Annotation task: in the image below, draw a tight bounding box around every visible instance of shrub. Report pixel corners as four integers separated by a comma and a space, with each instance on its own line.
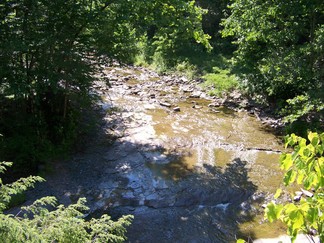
0, 162, 133, 242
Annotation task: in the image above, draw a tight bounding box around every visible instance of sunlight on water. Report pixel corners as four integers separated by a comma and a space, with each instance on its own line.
146, 98, 286, 239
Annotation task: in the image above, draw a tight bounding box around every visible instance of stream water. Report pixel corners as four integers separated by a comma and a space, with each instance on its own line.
98, 66, 286, 242
25, 65, 287, 242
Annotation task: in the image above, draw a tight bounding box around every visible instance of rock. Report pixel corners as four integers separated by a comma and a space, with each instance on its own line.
295, 191, 303, 196
208, 102, 221, 108
173, 107, 181, 112
229, 90, 242, 100
182, 87, 193, 93
144, 198, 172, 208
143, 151, 170, 164
261, 204, 268, 209
130, 89, 140, 95
192, 102, 202, 109
160, 102, 172, 108
179, 76, 188, 82
293, 195, 301, 202
152, 178, 169, 189
239, 99, 250, 108
209, 108, 220, 113
144, 104, 156, 110
189, 91, 201, 98
301, 188, 314, 197
192, 105, 202, 109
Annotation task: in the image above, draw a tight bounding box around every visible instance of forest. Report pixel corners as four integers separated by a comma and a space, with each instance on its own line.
0, 0, 323, 242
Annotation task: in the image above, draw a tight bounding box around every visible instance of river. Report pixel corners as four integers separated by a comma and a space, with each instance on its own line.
26, 65, 287, 242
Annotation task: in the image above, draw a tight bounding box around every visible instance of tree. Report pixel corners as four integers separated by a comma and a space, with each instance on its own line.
0, 161, 133, 242
221, 0, 324, 111
0, 0, 211, 174
265, 132, 324, 242
196, 0, 230, 38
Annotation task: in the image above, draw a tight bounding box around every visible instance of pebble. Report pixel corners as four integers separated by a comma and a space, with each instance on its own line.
160, 102, 172, 108
173, 107, 181, 112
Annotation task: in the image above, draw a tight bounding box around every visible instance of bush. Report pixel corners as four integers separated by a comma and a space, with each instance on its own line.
0, 162, 133, 242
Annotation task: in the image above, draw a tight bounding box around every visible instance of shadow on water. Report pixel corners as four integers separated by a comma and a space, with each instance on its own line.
20, 88, 280, 243
90, 102, 269, 242
105, 144, 260, 242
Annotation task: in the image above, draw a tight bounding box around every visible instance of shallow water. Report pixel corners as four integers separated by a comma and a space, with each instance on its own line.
144, 100, 285, 240
11, 66, 289, 243
101, 68, 288, 242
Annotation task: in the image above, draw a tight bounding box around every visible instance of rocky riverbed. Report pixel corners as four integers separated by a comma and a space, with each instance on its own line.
22, 64, 288, 242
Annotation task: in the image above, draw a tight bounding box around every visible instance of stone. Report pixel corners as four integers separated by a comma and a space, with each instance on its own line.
261, 204, 267, 209
143, 151, 170, 164
160, 102, 172, 108
189, 92, 201, 98
173, 107, 181, 112
208, 102, 221, 108
301, 188, 314, 197
152, 178, 169, 189
293, 195, 302, 202
295, 191, 303, 196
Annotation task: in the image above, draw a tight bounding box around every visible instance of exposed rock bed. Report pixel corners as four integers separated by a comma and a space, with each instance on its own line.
96, 64, 283, 130
21, 64, 285, 242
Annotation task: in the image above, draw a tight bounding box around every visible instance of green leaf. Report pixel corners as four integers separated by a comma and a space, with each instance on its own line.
302, 147, 311, 158
236, 239, 246, 243
265, 202, 283, 223
304, 172, 318, 189
306, 207, 318, 226
298, 138, 307, 148
280, 153, 293, 171
274, 188, 282, 199
296, 172, 305, 184
289, 209, 304, 232
308, 132, 319, 147
284, 169, 297, 186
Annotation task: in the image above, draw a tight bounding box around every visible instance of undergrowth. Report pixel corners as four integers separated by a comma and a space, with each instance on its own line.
134, 38, 239, 97
201, 67, 238, 97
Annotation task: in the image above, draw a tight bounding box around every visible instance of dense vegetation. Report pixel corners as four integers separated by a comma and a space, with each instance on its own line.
0, 162, 133, 242
0, 0, 210, 176
221, 0, 324, 126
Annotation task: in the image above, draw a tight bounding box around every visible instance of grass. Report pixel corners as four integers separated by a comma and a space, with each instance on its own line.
201, 67, 238, 97
133, 38, 239, 97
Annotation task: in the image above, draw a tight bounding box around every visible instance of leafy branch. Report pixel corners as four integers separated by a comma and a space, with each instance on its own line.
265, 132, 324, 242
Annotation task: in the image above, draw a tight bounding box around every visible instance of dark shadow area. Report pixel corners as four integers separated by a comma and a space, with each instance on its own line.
5, 75, 279, 243
100, 132, 261, 243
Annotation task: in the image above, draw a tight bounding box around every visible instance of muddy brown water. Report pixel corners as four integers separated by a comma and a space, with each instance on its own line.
22, 66, 288, 242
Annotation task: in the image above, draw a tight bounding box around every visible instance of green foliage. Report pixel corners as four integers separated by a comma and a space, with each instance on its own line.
0, 0, 211, 175
265, 132, 324, 242
132, 1, 212, 70
202, 67, 238, 96
0, 162, 133, 242
221, 0, 324, 113
195, 0, 231, 39
281, 95, 324, 124
175, 61, 198, 80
